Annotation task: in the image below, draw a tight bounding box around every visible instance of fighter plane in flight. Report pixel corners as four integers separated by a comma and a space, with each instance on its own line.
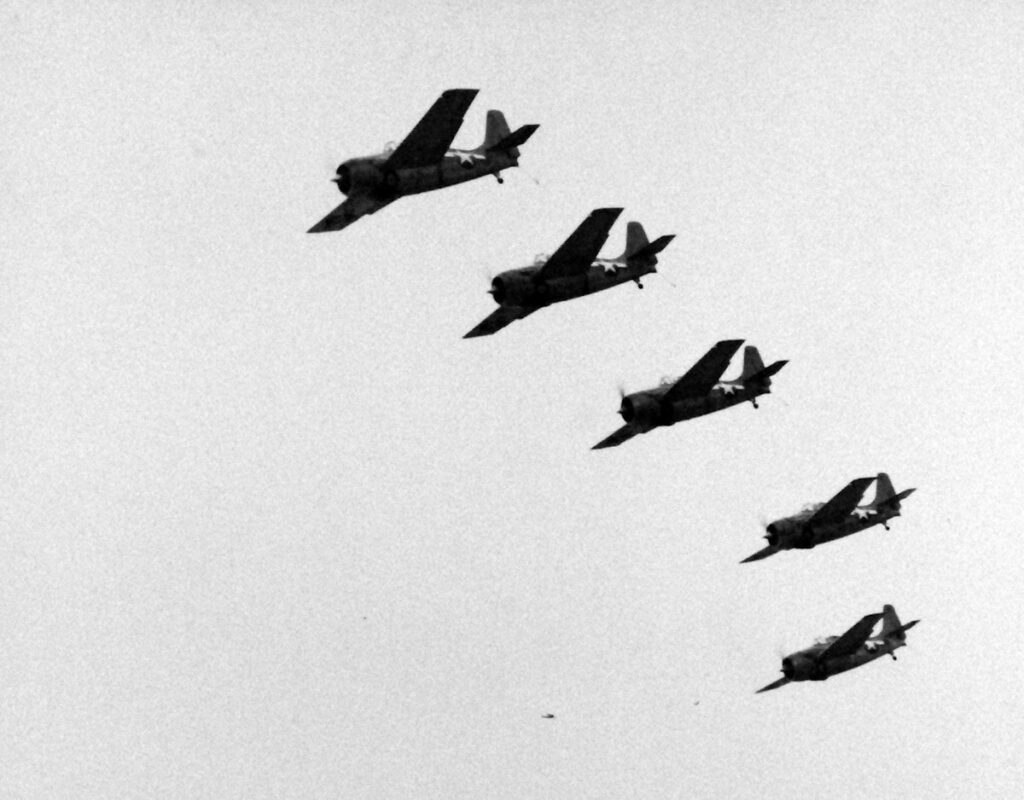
464, 208, 675, 338
309, 89, 538, 233
591, 339, 787, 450
741, 473, 916, 563
757, 604, 920, 693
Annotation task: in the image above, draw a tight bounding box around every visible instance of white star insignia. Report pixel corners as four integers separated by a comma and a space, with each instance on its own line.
448, 150, 484, 166
716, 383, 739, 395
852, 508, 876, 519
594, 260, 620, 274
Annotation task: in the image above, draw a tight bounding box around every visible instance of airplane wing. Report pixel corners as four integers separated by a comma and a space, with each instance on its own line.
807, 477, 876, 525
740, 544, 778, 564
384, 88, 479, 170
592, 424, 640, 450
756, 676, 791, 694
463, 306, 536, 338
533, 208, 623, 282
817, 613, 884, 662
308, 194, 392, 233
661, 340, 745, 403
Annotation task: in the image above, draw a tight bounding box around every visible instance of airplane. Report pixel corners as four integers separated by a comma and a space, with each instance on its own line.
309, 89, 538, 233
741, 473, 916, 563
592, 339, 787, 450
757, 604, 920, 693
463, 208, 675, 338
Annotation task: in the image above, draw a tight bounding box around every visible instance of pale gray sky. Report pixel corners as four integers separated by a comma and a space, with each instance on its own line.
2, 2, 1023, 797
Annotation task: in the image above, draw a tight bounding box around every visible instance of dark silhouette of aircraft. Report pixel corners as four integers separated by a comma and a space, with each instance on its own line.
309, 89, 538, 233
463, 208, 674, 338
757, 605, 920, 693
592, 339, 787, 450
741, 473, 916, 563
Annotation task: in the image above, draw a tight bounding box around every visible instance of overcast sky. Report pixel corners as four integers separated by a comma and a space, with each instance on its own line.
3, 2, 1024, 797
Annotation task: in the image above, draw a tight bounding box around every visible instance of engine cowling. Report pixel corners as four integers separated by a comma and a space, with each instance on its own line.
763, 519, 808, 549
336, 160, 388, 196
489, 272, 538, 307
619, 393, 664, 427
781, 654, 819, 680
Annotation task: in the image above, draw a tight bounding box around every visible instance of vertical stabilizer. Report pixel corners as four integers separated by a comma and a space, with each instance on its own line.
880, 605, 904, 640
616, 222, 650, 261
740, 346, 766, 380
480, 110, 515, 156
872, 473, 896, 506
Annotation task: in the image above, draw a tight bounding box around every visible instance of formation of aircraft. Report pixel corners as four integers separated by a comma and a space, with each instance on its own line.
463, 208, 675, 338
741, 473, 916, 564
592, 339, 787, 450
311, 89, 924, 696
309, 89, 538, 233
757, 605, 920, 693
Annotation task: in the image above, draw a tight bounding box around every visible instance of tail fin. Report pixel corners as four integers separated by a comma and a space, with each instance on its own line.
616, 222, 650, 260
880, 604, 919, 641
872, 473, 896, 505
480, 111, 538, 159
871, 473, 916, 511
481, 110, 512, 151
616, 223, 675, 266
740, 346, 765, 380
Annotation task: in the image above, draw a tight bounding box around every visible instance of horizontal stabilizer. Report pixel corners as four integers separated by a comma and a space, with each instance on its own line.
875, 487, 916, 510
746, 360, 788, 384
885, 619, 920, 639
488, 124, 539, 152
628, 234, 676, 263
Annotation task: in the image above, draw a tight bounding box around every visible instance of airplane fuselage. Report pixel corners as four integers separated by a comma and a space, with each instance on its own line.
337, 150, 518, 200
782, 635, 908, 682
490, 259, 656, 309
619, 380, 772, 433
766, 505, 902, 551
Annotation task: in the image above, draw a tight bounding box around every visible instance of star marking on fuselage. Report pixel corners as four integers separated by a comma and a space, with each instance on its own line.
447, 150, 485, 166
852, 508, 876, 520
593, 259, 621, 274
715, 382, 740, 395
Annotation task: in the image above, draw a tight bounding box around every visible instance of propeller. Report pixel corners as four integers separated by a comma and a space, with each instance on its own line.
321, 150, 341, 180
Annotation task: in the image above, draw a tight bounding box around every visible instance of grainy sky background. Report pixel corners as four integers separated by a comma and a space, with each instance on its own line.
3, 1, 1023, 797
